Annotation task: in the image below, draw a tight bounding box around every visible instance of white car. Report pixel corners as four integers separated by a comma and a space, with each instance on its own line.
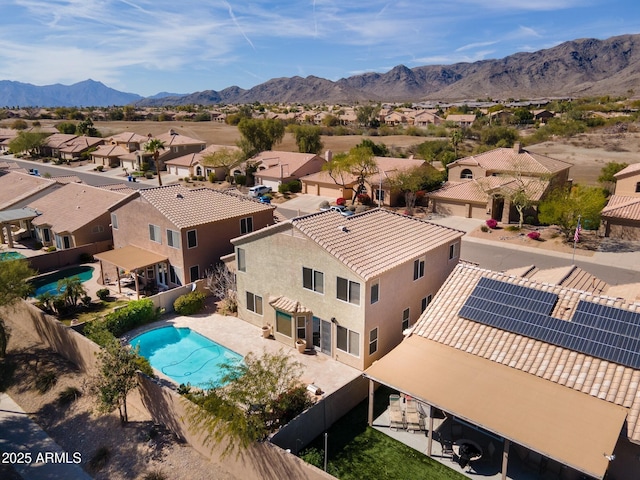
248, 185, 272, 197
326, 205, 354, 216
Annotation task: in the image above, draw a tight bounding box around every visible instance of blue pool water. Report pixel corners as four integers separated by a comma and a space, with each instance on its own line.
130, 326, 243, 388
30, 265, 94, 297
0, 251, 26, 261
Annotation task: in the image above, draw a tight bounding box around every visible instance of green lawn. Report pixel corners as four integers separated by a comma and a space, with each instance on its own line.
59, 299, 130, 326
299, 386, 467, 480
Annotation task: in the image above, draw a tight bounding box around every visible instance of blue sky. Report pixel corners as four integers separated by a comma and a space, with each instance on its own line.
2, 0, 639, 97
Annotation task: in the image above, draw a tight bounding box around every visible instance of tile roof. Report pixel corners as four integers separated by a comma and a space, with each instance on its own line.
427, 177, 548, 203
165, 144, 241, 167
153, 130, 205, 147
449, 146, 572, 176
286, 209, 464, 280
614, 163, 640, 178
252, 152, 324, 179
49, 175, 83, 184
268, 296, 312, 314
91, 144, 130, 158
135, 185, 274, 229
0, 171, 60, 210
28, 182, 130, 233
107, 132, 148, 144
299, 156, 426, 185
602, 195, 640, 221
411, 262, 640, 443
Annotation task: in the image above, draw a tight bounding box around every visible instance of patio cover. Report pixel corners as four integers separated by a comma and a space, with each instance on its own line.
0, 207, 38, 223
94, 245, 167, 271
364, 335, 627, 479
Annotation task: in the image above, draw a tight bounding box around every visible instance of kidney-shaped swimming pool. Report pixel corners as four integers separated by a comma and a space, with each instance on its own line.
130, 326, 243, 388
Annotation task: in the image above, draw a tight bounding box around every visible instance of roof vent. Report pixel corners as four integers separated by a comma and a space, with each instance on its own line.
176, 193, 183, 199
338, 226, 348, 233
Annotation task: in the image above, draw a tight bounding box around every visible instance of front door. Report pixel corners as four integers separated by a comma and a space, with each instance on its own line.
312, 316, 332, 355
157, 263, 168, 287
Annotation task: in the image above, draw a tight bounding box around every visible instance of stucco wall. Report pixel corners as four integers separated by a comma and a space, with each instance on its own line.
614, 175, 640, 197
27, 240, 112, 273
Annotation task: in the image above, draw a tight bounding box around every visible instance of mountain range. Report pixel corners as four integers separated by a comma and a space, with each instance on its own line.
2, 33, 640, 108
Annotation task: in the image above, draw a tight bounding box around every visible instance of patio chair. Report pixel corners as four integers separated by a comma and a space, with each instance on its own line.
405, 398, 424, 433
388, 394, 405, 431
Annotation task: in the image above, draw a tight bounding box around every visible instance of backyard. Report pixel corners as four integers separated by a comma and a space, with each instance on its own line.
300, 386, 467, 480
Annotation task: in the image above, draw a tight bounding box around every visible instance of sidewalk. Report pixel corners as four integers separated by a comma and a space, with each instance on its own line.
0, 393, 92, 480
70, 161, 182, 186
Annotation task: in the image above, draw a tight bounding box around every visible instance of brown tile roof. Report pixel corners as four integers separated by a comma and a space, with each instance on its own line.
450, 146, 572, 175
252, 152, 324, 179
107, 132, 148, 144
165, 144, 242, 167
427, 177, 548, 203
49, 175, 83, 184
288, 209, 464, 280
91, 144, 130, 158
43, 133, 78, 148
524, 265, 608, 295
153, 131, 206, 147
0, 171, 60, 210
614, 163, 640, 178
98, 184, 138, 194
602, 195, 640, 220
136, 184, 274, 229
268, 296, 312, 314
300, 156, 426, 185
28, 182, 130, 233
412, 262, 640, 443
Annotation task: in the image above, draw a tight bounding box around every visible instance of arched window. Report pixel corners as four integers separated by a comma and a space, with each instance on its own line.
461, 169, 473, 179
196, 166, 202, 176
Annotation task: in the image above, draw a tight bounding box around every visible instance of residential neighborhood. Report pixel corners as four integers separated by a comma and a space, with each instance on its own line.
1, 98, 640, 480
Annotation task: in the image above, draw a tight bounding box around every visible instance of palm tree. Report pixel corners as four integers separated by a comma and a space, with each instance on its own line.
144, 138, 166, 186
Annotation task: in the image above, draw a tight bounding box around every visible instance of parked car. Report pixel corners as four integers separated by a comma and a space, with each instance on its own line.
258, 195, 271, 204
248, 185, 272, 197
327, 205, 354, 216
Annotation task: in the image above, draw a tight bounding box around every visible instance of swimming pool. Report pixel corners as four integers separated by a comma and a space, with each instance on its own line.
0, 251, 26, 261
30, 265, 95, 297
130, 326, 243, 388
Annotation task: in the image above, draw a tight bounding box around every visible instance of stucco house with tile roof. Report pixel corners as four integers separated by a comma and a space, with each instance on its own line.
40, 133, 105, 161
102, 184, 275, 292
231, 209, 463, 370
118, 130, 206, 172
427, 143, 572, 222
26, 182, 130, 250
251, 151, 326, 191
364, 262, 640, 480
600, 163, 640, 240
164, 144, 243, 180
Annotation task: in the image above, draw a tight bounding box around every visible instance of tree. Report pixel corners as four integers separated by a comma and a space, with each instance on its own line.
356, 104, 381, 128
357, 139, 388, 157
450, 129, 463, 158
10, 119, 28, 130
538, 185, 607, 239
8, 131, 48, 156
479, 126, 519, 147
201, 148, 245, 181
237, 118, 285, 158
292, 125, 323, 154
93, 339, 142, 423
0, 259, 35, 358
76, 118, 99, 137
186, 350, 311, 457
598, 161, 628, 194
56, 122, 77, 134
56, 277, 87, 309
323, 145, 377, 202
205, 264, 237, 315
144, 138, 166, 186
387, 165, 444, 215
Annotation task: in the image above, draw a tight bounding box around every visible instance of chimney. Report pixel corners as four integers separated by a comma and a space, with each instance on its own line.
513, 142, 523, 153
325, 150, 333, 162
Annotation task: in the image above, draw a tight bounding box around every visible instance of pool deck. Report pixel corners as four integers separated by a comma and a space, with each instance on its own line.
125, 311, 363, 398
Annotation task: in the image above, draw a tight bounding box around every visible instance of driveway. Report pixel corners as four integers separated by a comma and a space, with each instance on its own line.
276, 194, 334, 218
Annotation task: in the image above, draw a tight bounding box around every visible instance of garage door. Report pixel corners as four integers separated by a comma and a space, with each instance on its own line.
318, 185, 342, 198
434, 200, 468, 217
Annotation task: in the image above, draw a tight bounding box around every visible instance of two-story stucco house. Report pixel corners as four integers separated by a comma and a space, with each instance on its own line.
601, 163, 640, 239
231, 209, 463, 370
100, 185, 275, 294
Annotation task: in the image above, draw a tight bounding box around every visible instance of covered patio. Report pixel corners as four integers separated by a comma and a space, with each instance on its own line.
94, 245, 168, 299
364, 337, 627, 480
0, 207, 38, 248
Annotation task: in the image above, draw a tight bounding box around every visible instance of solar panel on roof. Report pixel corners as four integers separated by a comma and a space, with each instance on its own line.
459, 278, 640, 369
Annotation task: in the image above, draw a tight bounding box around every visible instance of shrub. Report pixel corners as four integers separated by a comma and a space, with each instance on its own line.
270, 384, 313, 427
96, 165, 104, 172
78, 252, 94, 263
319, 200, 330, 210
197, 175, 205, 181
89, 299, 158, 338
357, 193, 372, 205
184, 177, 191, 182
58, 386, 81, 405
486, 218, 498, 229
234, 174, 246, 186
81, 295, 92, 307
35, 371, 57, 393
505, 225, 520, 232
525, 215, 536, 225
45, 246, 56, 252
480, 225, 489, 233
336, 197, 346, 206
34, 241, 43, 250
96, 288, 110, 301
142, 470, 168, 480
145, 172, 154, 179
209, 172, 216, 183
527, 231, 541, 240
173, 291, 207, 315
89, 446, 110, 472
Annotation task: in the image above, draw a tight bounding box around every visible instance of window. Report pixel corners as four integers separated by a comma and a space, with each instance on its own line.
246, 291, 263, 315
421, 294, 432, 313
240, 216, 254, 234
461, 168, 473, 179
111, 213, 118, 230
636, 182, 640, 193
91, 225, 104, 234
402, 308, 410, 331
337, 277, 360, 305
370, 280, 379, 304
169, 266, 182, 286
167, 229, 180, 248
187, 229, 197, 249
237, 247, 246, 272
449, 243, 458, 260
297, 316, 306, 339
375, 189, 385, 203
42, 228, 50, 243
369, 328, 378, 355
149, 224, 161, 243
303, 267, 324, 293
413, 258, 425, 280
276, 311, 292, 336
337, 326, 360, 356
189, 265, 199, 282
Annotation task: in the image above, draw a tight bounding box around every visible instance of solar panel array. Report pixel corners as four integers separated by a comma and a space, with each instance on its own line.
459, 277, 640, 369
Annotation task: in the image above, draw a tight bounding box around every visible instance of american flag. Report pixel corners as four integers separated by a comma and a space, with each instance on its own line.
574, 219, 582, 243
